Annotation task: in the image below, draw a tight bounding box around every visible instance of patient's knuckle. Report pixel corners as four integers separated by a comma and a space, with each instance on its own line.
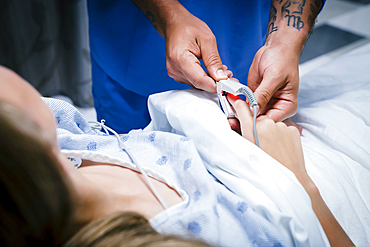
258, 118, 275, 131
264, 118, 275, 125
233, 99, 245, 108
287, 125, 299, 136
276, 122, 287, 129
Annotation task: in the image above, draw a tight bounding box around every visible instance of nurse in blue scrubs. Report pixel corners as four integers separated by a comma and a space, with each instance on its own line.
87, 0, 324, 133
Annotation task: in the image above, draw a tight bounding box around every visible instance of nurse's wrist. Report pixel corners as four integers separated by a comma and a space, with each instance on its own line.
265, 26, 307, 58
132, 0, 186, 37
161, 3, 195, 39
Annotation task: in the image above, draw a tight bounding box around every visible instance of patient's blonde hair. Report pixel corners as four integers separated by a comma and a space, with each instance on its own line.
65, 211, 211, 247
0, 102, 73, 246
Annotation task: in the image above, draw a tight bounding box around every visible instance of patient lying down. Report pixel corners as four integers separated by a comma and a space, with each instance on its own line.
0, 66, 353, 246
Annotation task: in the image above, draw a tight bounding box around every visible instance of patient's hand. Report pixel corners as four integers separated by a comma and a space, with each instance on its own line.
227, 94, 355, 247
227, 94, 307, 182
282, 119, 303, 136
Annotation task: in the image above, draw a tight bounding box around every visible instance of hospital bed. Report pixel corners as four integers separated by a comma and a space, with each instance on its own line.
145, 41, 370, 246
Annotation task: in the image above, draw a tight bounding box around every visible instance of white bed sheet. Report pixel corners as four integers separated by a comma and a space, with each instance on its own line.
292, 42, 370, 246
145, 42, 370, 246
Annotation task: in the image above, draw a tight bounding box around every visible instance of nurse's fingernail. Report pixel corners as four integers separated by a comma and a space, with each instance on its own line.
216, 69, 227, 79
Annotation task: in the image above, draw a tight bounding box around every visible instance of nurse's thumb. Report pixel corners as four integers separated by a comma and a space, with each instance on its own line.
253, 83, 275, 116
201, 43, 227, 82
209, 62, 227, 82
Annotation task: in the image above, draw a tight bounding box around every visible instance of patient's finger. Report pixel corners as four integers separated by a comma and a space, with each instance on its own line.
227, 94, 255, 143
228, 118, 241, 135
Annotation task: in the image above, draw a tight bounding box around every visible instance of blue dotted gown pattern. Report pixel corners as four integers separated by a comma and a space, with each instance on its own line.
43, 98, 289, 247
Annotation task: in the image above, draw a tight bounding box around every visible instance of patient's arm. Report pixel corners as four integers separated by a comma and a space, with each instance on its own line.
227, 94, 354, 247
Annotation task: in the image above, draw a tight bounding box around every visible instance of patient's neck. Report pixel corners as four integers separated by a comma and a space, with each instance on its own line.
66, 158, 183, 230
68, 167, 134, 228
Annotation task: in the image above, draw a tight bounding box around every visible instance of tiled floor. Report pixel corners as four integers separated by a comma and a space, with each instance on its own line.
300, 0, 370, 75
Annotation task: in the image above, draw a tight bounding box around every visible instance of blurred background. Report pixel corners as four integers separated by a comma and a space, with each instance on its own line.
0, 0, 92, 108
300, 0, 370, 75
0, 0, 369, 120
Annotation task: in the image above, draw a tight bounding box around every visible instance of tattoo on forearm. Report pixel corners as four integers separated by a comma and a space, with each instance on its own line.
269, 0, 321, 35
293, 0, 306, 14
267, 5, 278, 36
146, 11, 158, 31
282, 0, 305, 31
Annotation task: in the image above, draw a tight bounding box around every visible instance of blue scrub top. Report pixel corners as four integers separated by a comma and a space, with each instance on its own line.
87, 0, 324, 133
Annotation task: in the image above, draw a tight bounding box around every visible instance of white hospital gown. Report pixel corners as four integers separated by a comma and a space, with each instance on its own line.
44, 98, 289, 247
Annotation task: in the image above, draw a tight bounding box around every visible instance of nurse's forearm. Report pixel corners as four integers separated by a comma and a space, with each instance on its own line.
131, 0, 189, 38
265, 0, 323, 55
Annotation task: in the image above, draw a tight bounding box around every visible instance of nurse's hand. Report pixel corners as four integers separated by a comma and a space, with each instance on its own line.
247, 43, 299, 122
132, 0, 228, 93
246, 0, 322, 122
164, 7, 228, 92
